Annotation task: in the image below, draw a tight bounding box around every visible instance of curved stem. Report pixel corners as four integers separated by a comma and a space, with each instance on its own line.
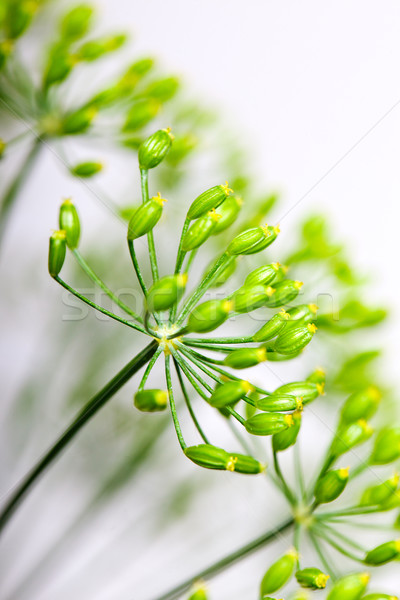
273, 449, 297, 506
138, 345, 163, 390
140, 168, 159, 283
128, 239, 148, 297
0, 340, 158, 533
165, 353, 186, 450
174, 360, 210, 444
183, 336, 254, 346
309, 530, 338, 581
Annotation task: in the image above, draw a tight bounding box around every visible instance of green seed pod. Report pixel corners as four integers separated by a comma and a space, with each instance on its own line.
362, 595, 398, 600
245, 413, 294, 436
256, 394, 300, 412
211, 258, 237, 287
44, 46, 77, 87
134, 389, 168, 412
223, 347, 267, 369
295, 568, 330, 589
127, 193, 166, 240
340, 386, 382, 425
264, 280, 303, 308
78, 34, 126, 61
59, 198, 81, 249
70, 161, 103, 178
147, 274, 187, 312
253, 310, 290, 342
232, 284, 274, 313
5, 0, 37, 39
260, 549, 298, 595
273, 410, 302, 452
182, 209, 220, 251
143, 76, 180, 102
212, 195, 242, 233
327, 573, 370, 600
123, 98, 161, 132
274, 323, 316, 355
364, 540, 400, 565
187, 299, 233, 333
273, 381, 324, 404
370, 427, 400, 465
208, 380, 253, 408
138, 128, 173, 169
184, 444, 229, 470
187, 183, 233, 220
227, 224, 279, 256
314, 467, 349, 504
380, 490, 400, 511
62, 106, 97, 134
330, 420, 373, 459
360, 474, 399, 507
60, 4, 94, 40
48, 230, 67, 277
284, 303, 318, 331
227, 452, 264, 474
245, 262, 281, 287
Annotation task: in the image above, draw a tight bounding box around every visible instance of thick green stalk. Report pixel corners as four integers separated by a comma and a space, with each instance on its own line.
0, 340, 158, 532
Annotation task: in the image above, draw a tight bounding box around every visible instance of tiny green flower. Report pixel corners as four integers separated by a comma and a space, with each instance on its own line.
223, 347, 267, 369
138, 128, 174, 169
245, 413, 294, 436
260, 549, 298, 595
187, 182, 232, 220
59, 198, 81, 249
314, 467, 350, 504
364, 540, 400, 565
127, 193, 166, 240
134, 389, 168, 412
326, 572, 370, 600
48, 230, 67, 278
295, 567, 330, 589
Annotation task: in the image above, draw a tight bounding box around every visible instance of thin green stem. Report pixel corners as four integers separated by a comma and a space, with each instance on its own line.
150, 517, 294, 600
313, 525, 364, 563
128, 239, 148, 297
316, 505, 384, 518
318, 521, 365, 552
174, 216, 190, 275
0, 340, 158, 532
273, 449, 297, 506
55, 276, 149, 336
183, 336, 254, 346
309, 530, 338, 581
165, 354, 186, 450
174, 360, 210, 444
138, 345, 163, 390
140, 168, 159, 282
73, 249, 142, 322
294, 443, 307, 503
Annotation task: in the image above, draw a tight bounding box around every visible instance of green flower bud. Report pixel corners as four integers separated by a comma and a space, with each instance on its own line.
78, 34, 127, 61
123, 98, 161, 132
295, 568, 330, 589
273, 410, 302, 451
272, 381, 324, 404
227, 224, 279, 256
232, 284, 275, 313
138, 128, 173, 169
147, 274, 187, 312
184, 444, 263, 474
44, 46, 77, 87
223, 347, 267, 369
340, 386, 382, 425
182, 209, 220, 251
264, 280, 303, 308
245, 412, 294, 436
274, 323, 317, 355
228, 452, 265, 474
60, 4, 93, 40
211, 258, 237, 287
364, 540, 400, 565
134, 389, 168, 412
208, 379, 253, 408
212, 195, 242, 233
245, 263, 281, 287
360, 474, 399, 507
362, 595, 398, 600
187, 299, 233, 333
314, 467, 349, 503
307, 367, 326, 385
260, 549, 298, 595
253, 310, 290, 342
327, 572, 370, 600
143, 76, 180, 102
284, 303, 318, 331
330, 420, 373, 459
256, 394, 301, 412
70, 161, 103, 178
59, 198, 80, 249
370, 427, 400, 465
127, 193, 166, 241
5, 0, 37, 39
187, 183, 233, 220
48, 230, 67, 277
62, 106, 97, 134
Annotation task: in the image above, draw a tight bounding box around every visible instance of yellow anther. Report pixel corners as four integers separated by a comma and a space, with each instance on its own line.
308, 323, 318, 334
316, 382, 325, 396
152, 191, 167, 206
177, 273, 188, 287
279, 308, 290, 320
222, 299, 234, 313
367, 385, 381, 401
240, 380, 255, 394
208, 208, 222, 221
308, 303, 319, 314
338, 466, 350, 479
271, 262, 281, 270
294, 280, 304, 290
295, 397, 304, 410
315, 573, 329, 588
221, 181, 233, 195
273, 224, 281, 235
226, 456, 238, 472
265, 286, 275, 297
256, 347, 267, 362
284, 414, 294, 427
360, 573, 370, 585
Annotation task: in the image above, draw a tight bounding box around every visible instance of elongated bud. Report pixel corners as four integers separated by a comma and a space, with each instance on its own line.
62, 106, 97, 134
44, 46, 77, 88
360, 474, 399, 507
187, 183, 232, 220
223, 347, 267, 369
70, 161, 103, 178
245, 263, 281, 287
213, 195, 242, 233
365, 540, 400, 565
143, 76, 180, 102
232, 284, 274, 313
245, 413, 294, 436
61, 5, 94, 40
370, 427, 400, 465
327, 572, 370, 600
260, 549, 298, 595
256, 394, 300, 412
285, 303, 318, 330
123, 98, 161, 132
273, 410, 302, 451
147, 274, 187, 312
134, 389, 168, 412
272, 381, 324, 404
296, 568, 329, 589
187, 299, 233, 333
5, 0, 38, 39
264, 280, 303, 308
253, 310, 290, 342
59, 199, 80, 249
182, 209, 220, 251
227, 224, 279, 255
48, 230, 66, 277
208, 380, 253, 408
77, 34, 126, 61
330, 420, 373, 459
274, 324, 316, 355
184, 444, 263, 474
362, 595, 398, 600
127, 193, 166, 240
340, 386, 381, 425
227, 452, 265, 474
138, 128, 173, 169
314, 467, 349, 503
